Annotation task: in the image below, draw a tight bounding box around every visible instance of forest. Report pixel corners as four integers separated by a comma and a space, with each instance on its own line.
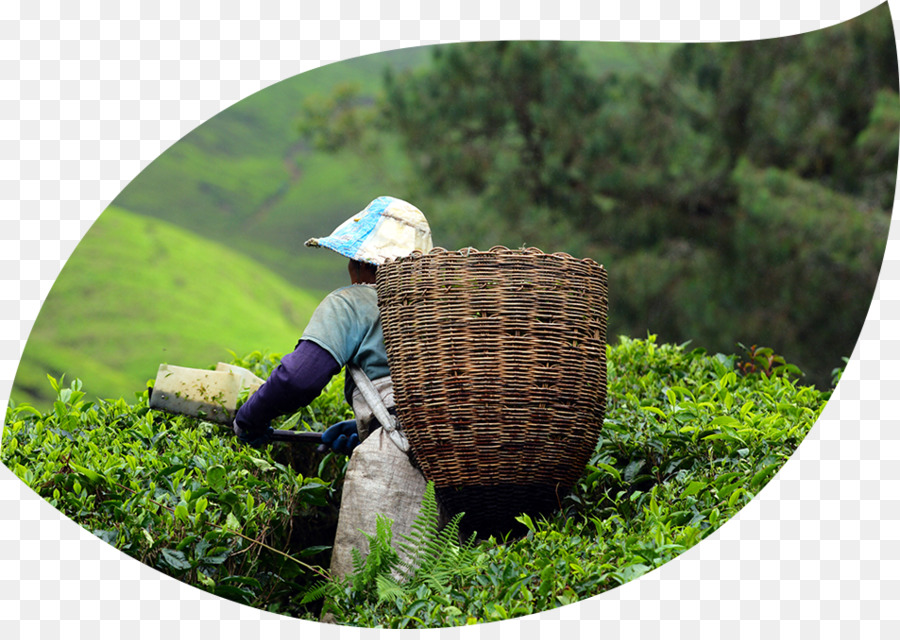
299, 6, 897, 389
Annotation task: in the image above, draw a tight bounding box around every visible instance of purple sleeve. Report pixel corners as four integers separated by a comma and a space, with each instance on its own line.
233, 339, 341, 433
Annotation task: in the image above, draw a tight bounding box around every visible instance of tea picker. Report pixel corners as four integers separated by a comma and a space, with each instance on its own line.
232, 196, 435, 578
150, 197, 433, 577
149, 196, 609, 573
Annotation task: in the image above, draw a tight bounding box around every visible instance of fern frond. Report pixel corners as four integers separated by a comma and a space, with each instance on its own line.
324, 481, 483, 615
350, 546, 365, 576
375, 572, 405, 603
350, 513, 401, 592
396, 482, 443, 578
415, 510, 464, 575
299, 579, 334, 605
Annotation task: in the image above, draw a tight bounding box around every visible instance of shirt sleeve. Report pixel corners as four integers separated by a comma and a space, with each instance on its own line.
300, 287, 367, 367
233, 339, 341, 433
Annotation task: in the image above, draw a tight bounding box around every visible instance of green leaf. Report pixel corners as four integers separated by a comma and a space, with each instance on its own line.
727, 487, 749, 509
174, 502, 190, 524
212, 584, 255, 604
201, 548, 231, 566
71, 464, 103, 485
206, 465, 226, 492
750, 463, 781, 490
624, 460, 645, 482
640, 405, 667, 420
297, 545, 331, 557
220, 576, 263, 590
514, 513, 536, 532
681, 481, 706, 498
248, 457, 275, 472
224, 512, 241, 530
591, 462, 622, 482
176, 535, 198, 552
11, 404, 43, 419
93, 529, 118, 545
159, 548, 191, 572
158, 464, 187, 478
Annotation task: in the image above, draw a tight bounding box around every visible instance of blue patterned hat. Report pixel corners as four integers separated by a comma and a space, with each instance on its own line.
305, 196, 432, 265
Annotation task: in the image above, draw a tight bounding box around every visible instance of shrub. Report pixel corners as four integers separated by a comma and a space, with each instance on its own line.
296, 336, 829, 627
2, 338, 829, 626
1, 356, 351, 618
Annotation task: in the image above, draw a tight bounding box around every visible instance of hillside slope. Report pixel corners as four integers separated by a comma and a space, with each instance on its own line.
112, 47, 430, 294
12, 206, 323, 409
110, 43, 673, 295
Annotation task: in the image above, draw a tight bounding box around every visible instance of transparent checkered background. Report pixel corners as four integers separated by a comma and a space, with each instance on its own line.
1, 1, 898, 638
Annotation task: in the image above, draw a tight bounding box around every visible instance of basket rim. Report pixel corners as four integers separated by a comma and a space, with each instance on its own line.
381, 245, 605, 269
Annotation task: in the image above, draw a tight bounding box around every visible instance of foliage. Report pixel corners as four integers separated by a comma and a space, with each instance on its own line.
583, 336, 823, 517
3, 338, 827, 627
297, 82, 380, 155
385, 42, 607, 224
257, 337, 826, 627
721, 159, 887, 380
301, 482, 479, 627
1, 358, 353, 618
671, 7, 899, 201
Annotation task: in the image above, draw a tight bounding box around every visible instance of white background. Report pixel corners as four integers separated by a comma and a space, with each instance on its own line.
1, 1, 897, 638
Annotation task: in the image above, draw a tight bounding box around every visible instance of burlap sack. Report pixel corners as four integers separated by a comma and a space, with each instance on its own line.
328, 427, 427, 579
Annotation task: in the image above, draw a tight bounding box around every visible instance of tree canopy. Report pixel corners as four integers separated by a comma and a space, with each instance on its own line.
299, 5, 898, 388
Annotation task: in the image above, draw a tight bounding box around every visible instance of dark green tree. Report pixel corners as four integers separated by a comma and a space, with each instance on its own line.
668, 4, 899, 205
297, 7, 897, 387
384, 42, 607, 228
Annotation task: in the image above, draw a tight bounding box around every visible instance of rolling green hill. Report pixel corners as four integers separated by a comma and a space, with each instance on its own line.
112, 47, 432, 295
11, 206, 324, 409
110, 43, 672, 295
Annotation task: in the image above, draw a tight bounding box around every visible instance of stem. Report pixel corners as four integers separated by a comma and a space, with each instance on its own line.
108, 478, 330, 579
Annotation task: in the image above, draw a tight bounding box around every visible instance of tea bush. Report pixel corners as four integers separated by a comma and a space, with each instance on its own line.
1, 338, 830, 627
304, 337, 829, 627
1, 351, 351, 618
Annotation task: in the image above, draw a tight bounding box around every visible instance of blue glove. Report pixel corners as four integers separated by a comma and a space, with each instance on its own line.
321, 419, 360, 455
233, 420, 273, 448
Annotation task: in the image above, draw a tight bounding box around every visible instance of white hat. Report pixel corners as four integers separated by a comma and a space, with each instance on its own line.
305, 196, 433, 265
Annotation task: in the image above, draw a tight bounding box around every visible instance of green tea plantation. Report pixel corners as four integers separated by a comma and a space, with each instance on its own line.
1, 337, 831, 627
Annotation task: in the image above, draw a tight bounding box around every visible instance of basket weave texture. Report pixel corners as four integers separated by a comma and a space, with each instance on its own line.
376, 246, 608, 536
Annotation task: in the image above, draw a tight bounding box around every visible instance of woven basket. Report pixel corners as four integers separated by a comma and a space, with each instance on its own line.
376, 246, 608, 538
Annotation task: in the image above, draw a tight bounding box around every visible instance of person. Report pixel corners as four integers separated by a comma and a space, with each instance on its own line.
232, 195, 433, 452
234, 196, 435, 583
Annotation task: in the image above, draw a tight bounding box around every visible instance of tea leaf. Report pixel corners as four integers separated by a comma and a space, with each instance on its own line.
159, 548, 191, 572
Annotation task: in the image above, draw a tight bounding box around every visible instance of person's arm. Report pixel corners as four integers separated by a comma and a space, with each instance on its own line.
233, 339, 341, 436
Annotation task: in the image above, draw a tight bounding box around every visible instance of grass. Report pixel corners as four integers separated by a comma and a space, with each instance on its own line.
11, 206, 323, 409
111, 47, 430, 294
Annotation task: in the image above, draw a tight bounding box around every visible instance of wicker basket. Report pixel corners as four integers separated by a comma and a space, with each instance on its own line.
376, 246, 608, 538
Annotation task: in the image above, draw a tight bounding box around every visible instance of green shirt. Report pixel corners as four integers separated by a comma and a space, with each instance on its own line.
301, 284, 389, 401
